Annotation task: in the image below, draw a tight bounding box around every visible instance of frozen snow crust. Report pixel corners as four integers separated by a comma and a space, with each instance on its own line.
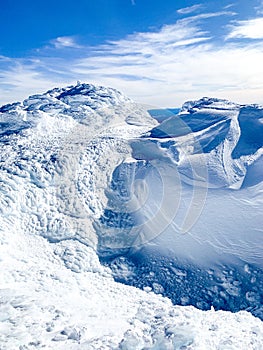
0, 84, 262, 349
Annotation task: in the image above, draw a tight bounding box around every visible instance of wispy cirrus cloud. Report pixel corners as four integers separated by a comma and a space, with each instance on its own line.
223, 3, 236, 10
0, 60, 62, 103
255, 0, 263, 14
0, 10, 263, 107
50, 36, 82, 49
226, 17, 263, 39
177, 4, 203, 15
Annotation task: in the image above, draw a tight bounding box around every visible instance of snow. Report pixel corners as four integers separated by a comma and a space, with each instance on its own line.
0, 229, 262, 349
100, 97, 262, 318
0, 83, 262, 349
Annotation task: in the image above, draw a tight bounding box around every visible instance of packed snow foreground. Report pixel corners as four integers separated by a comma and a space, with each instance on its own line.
0, 83, 262, 349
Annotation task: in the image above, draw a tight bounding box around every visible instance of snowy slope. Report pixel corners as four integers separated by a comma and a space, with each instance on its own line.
0, 84, 262, 349
100, 97, 263, 318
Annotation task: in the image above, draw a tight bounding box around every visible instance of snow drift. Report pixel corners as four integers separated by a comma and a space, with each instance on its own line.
0, 84, 262, 349
99, 96, 263, 319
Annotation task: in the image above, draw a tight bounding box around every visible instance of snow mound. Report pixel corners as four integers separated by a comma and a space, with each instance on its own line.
98, 97, 263, 318
148, 97, 263, 189
0, 83, 156, 250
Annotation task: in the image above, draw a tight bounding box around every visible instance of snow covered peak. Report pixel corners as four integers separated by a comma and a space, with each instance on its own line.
181, 96, 240, 112
0, 83, 155, 148
0, 82, 157, 129
44, 82, 133, 111
56, 83, 131, 102
0, 83, 131, 112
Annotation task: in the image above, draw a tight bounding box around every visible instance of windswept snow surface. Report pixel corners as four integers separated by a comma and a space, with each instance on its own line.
0, 85, 262, 349
103, 97, 263, 318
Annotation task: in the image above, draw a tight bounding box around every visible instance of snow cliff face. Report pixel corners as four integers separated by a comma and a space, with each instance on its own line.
0, 84, 262, 349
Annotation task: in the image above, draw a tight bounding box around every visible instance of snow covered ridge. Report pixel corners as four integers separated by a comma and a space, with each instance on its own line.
148, 96, 263, 189
0, 83, 263, 349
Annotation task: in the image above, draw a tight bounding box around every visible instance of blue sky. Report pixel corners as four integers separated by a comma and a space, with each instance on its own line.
0, 0, 263, 106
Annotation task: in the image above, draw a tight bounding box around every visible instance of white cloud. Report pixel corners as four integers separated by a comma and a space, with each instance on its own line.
223, 3, 236, 10
105, 19, 210, 56
72, 42, 263, 107
51, 36, 82, 49
255, 0, 263, 15
0, 62, 63, 104
226, 17, 263, 39
177, 4, 203, 15
0, 12, 263, 107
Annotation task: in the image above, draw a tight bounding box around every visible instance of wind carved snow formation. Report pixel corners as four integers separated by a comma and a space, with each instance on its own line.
0, 83, 262, 349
